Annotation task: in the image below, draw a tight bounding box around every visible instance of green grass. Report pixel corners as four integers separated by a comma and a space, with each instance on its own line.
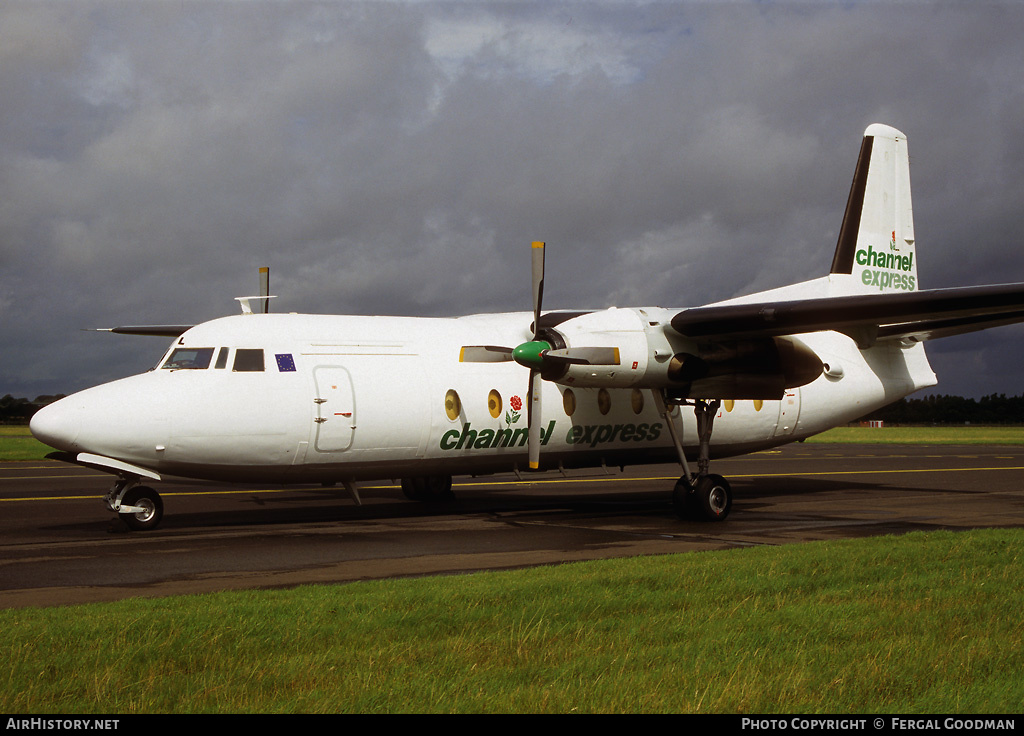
0, 426, 52, 461
2, 528, 1022, 713
807, 425, 1024, 445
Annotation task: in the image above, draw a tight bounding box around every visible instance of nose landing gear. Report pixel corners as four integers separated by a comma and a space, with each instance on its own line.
106, 477, 164, 531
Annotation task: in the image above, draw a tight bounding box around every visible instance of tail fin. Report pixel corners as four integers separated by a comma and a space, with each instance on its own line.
830, 124, 918, 293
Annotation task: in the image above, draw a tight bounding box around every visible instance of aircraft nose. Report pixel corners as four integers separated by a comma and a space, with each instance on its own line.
30, 398, 82, 453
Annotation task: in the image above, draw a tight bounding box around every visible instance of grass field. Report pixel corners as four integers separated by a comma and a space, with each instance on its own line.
0, 426, 52, 461
806, 425, 1024, 445
4, 424, 1023, 712
2, 528, 1022, 713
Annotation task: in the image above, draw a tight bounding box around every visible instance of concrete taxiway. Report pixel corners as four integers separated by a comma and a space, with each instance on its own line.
2, 442, 1023, 609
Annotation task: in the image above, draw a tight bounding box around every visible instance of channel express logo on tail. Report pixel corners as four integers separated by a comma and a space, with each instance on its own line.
856, 232, 916, 292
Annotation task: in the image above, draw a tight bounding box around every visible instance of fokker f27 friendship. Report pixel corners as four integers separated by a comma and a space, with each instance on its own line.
31, 124, 1024, 530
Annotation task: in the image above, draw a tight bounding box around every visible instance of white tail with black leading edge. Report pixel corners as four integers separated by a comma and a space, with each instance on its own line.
831, 123, 918, 293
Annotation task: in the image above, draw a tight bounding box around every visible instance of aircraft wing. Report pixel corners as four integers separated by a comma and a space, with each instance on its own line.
94, 325, 194, 337
670, 283, 1024, 346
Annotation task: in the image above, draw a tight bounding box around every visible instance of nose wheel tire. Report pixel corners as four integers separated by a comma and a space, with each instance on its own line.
119, 486, 164, 531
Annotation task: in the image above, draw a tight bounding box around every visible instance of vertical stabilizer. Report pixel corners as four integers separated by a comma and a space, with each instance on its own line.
830, 124, 918, 293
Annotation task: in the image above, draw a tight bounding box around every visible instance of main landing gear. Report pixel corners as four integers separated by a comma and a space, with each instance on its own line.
400, 475, 455, 502
656, 393, 733, 522
106, 477, 164, 531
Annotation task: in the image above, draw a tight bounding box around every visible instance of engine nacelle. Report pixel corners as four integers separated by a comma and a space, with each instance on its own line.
541, 307, 654, 388
542, 309, 822, 399
665, 336, 823, 399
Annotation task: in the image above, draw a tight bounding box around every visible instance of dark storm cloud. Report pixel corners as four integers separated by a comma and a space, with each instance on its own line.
2, 1, 1023, 399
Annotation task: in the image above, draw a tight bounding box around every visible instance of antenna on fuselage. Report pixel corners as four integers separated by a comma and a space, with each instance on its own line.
259, 266, 270, 314
235, 266, 276, 315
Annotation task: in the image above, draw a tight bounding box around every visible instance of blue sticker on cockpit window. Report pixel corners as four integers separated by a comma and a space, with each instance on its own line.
276, 354, 296, 372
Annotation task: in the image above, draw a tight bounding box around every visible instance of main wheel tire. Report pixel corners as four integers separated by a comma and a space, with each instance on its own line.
400, 475, 454, 502
672, 476, 692, 519
119, 486, 164, 531
693, 474, 732, 522
400, 477, 420, 500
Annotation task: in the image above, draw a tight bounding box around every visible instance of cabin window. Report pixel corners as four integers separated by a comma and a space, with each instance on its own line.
631, 389, 644, 415
445, 389, 461, 421
233, 349, 265, 372
162, 347, 214, 370
214, 348, 229, 369
562, 389, 576, 417
487, 389, 502, 418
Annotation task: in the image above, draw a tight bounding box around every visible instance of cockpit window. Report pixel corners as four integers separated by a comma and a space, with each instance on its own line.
162, 347, 215, 370
233, 349, 265, 372
214, 347, 229, 369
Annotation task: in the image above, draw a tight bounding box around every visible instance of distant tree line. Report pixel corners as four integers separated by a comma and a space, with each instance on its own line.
0, 395, 64, 424
861, 394, 1024, 425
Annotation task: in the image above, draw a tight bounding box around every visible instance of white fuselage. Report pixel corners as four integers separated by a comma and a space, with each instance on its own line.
31, 304, 936, 484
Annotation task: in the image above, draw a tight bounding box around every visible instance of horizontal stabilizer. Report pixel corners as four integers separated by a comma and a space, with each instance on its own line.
671, 283, 1024, 346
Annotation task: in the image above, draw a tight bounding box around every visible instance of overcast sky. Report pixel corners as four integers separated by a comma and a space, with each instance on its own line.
3, 0, 1024, 401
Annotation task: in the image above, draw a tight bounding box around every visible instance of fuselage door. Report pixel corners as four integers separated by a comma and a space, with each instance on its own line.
313, 366, 355, 452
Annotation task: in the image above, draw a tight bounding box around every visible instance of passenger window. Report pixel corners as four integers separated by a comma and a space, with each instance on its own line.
214, 347, 229, 369
162, 348, 214, 370
233, 349, 265, 372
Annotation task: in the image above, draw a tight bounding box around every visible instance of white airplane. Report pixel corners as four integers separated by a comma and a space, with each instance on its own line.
30, 124, 1024, 531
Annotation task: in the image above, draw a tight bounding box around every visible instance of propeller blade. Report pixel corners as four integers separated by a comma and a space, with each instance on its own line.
459, 346, 514, 362
531, 241, 545, 339
544, 347, 621, 366
528, 369, 542, 470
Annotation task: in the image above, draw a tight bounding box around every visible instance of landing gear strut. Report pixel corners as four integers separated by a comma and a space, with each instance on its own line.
656, 393, 732, 522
